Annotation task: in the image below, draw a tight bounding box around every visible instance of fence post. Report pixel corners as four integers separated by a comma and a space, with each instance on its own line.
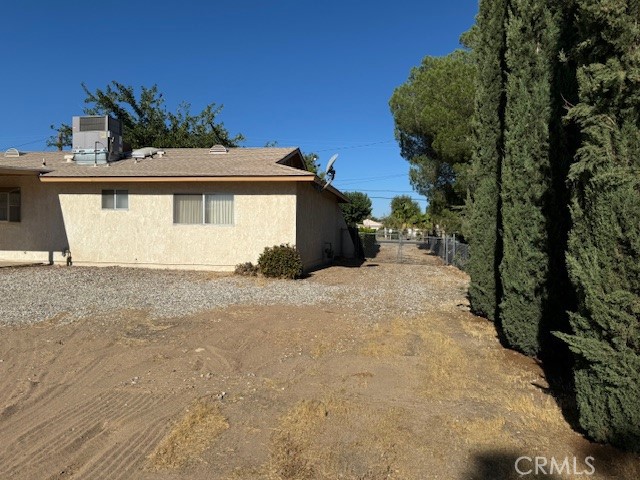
452, 233, 456, 266
444, 233, 448, 265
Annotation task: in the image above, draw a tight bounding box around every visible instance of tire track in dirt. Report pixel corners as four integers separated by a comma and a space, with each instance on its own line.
0, 391, 121, 477
0, 390, 165, 478
0, 333, 40, 415
76, 415, 172, 480
0, 324, 101, 422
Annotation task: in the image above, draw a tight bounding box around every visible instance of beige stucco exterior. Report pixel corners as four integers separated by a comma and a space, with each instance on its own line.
0, 176, 353, 271
0, 174, 68, 263
296, 182, 354, 269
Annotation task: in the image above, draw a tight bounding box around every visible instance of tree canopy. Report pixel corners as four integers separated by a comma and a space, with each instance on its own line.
385, 195, 424, 229
49, 81, 244, 150
389, 50, 475, 234
464, 0, 639, 452
340, 191, 372, 226
302, 152, 322, 176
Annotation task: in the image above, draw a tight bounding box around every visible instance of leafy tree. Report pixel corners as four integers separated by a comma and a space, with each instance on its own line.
556, 0, 640, 451
389, 50, 475, 234
340, 191, 372, 226
48, 81, 244, 150
466, 0, 509, 322
302, 152, 321, 175
498, 0, 561, 357
388, 195, 422, 228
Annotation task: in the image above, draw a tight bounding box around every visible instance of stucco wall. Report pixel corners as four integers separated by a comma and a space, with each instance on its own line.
295, 183, 354, 270
1, 176, 352, 271
56, 182, 298, 270
0, 174, 68, 263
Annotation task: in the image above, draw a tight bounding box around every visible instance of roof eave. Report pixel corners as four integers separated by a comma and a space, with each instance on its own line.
38, 175, 316, 183
0, 166, 50, 176
313, 177, 349, 203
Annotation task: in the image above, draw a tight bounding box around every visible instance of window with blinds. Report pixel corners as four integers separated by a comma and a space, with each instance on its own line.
173, 194, 234, 225
0, 187, 20, 222
102, 190, 128, 210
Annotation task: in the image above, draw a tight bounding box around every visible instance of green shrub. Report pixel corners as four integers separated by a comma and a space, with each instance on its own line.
234, 262, 258, 276
257, 244, 303, 279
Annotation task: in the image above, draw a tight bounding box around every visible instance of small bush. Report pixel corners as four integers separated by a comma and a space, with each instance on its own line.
258, 244, 303, 279
234, 262, 258, 276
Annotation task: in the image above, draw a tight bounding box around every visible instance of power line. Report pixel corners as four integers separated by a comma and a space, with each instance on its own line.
343, 189, 416, 194
314, 140, 395, 152
366, 195, 428, 203
335, 173, 408, 186
0, 136, 52, 150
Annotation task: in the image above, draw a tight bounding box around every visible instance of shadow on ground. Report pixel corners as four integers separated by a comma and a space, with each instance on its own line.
462, 450, 562, 479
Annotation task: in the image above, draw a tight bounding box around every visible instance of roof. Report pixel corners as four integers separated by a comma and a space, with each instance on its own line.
0, 147, 310, 178
362, 219, 384, 228
0, 147, 349, 202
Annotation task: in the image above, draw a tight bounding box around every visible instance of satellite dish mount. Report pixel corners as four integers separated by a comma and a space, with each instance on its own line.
323, 154, 338, 190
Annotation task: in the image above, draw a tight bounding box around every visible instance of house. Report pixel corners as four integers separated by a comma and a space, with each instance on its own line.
361, 218, 383, 230
0, 117, 354, 271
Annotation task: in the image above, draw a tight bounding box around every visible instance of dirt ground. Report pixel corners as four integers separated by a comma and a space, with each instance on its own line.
1, 248, 639, 479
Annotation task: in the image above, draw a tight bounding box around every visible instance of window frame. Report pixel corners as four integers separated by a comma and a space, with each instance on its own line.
0, 187, 21, 223
173, 193, 234, 226
101, 189, 129, 210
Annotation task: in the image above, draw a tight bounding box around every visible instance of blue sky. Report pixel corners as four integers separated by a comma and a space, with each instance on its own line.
0, 1, 477, 217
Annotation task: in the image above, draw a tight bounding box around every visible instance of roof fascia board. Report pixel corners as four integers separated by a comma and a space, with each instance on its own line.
39, 175, 316, 183
312, 177, 349, 203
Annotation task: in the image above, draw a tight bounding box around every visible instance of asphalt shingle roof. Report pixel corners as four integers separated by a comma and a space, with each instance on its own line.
0, 147, 313, 178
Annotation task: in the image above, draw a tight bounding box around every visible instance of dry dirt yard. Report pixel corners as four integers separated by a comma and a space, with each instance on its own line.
1, 246, 639, 480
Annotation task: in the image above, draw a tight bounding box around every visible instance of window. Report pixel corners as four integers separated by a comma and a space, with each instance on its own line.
0, 187, 20, 222
102, 190, 128, 210
173, 194, 234, 225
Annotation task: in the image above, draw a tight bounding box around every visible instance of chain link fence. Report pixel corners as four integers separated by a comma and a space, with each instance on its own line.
355, 231, 469, 271
421, 235, 469, 271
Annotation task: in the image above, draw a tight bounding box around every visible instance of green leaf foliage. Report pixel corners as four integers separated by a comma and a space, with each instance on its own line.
302, 152, 321, 175
388, 195, 422, 229
340, 192, 372, 226
561, 0, 640, 450
48, 81, 244, 150
498, 0, 561, 356
389, 50, 475, 233
257, 244, 303, 280
466, 0, 509, 321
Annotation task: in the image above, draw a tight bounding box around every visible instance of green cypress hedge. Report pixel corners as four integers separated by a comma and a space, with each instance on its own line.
498, 0, 559, 356
467, 0, 509, 322
557, 0, 640, 451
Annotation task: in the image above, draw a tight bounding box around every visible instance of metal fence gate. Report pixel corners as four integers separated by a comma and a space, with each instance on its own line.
358, 232, 469, 270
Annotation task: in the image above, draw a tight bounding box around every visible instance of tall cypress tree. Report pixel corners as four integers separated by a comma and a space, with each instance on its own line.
557, 0, 640, 450
467, 0, 509, 322
498, 0, 560, 356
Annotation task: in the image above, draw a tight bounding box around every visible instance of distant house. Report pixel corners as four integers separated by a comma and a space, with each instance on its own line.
0, 117, 353, 271
361, 218, 383, 229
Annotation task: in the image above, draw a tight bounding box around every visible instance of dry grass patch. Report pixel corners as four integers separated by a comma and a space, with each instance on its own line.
268, 399, 332, 480
448, 416, 510, 447
503, 392, 566, 430
148, 398, 228, 470
359, 319, 417, 358
267, 398, 416, 480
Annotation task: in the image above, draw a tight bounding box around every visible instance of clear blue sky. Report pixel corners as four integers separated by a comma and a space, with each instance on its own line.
0, 1, 477, 218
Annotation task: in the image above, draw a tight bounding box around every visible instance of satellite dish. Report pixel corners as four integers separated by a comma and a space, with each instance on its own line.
323, 154, 338, 190
326, 154, 338, 174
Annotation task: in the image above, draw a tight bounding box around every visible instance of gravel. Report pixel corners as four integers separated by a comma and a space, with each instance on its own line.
0, 259, 468, 326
